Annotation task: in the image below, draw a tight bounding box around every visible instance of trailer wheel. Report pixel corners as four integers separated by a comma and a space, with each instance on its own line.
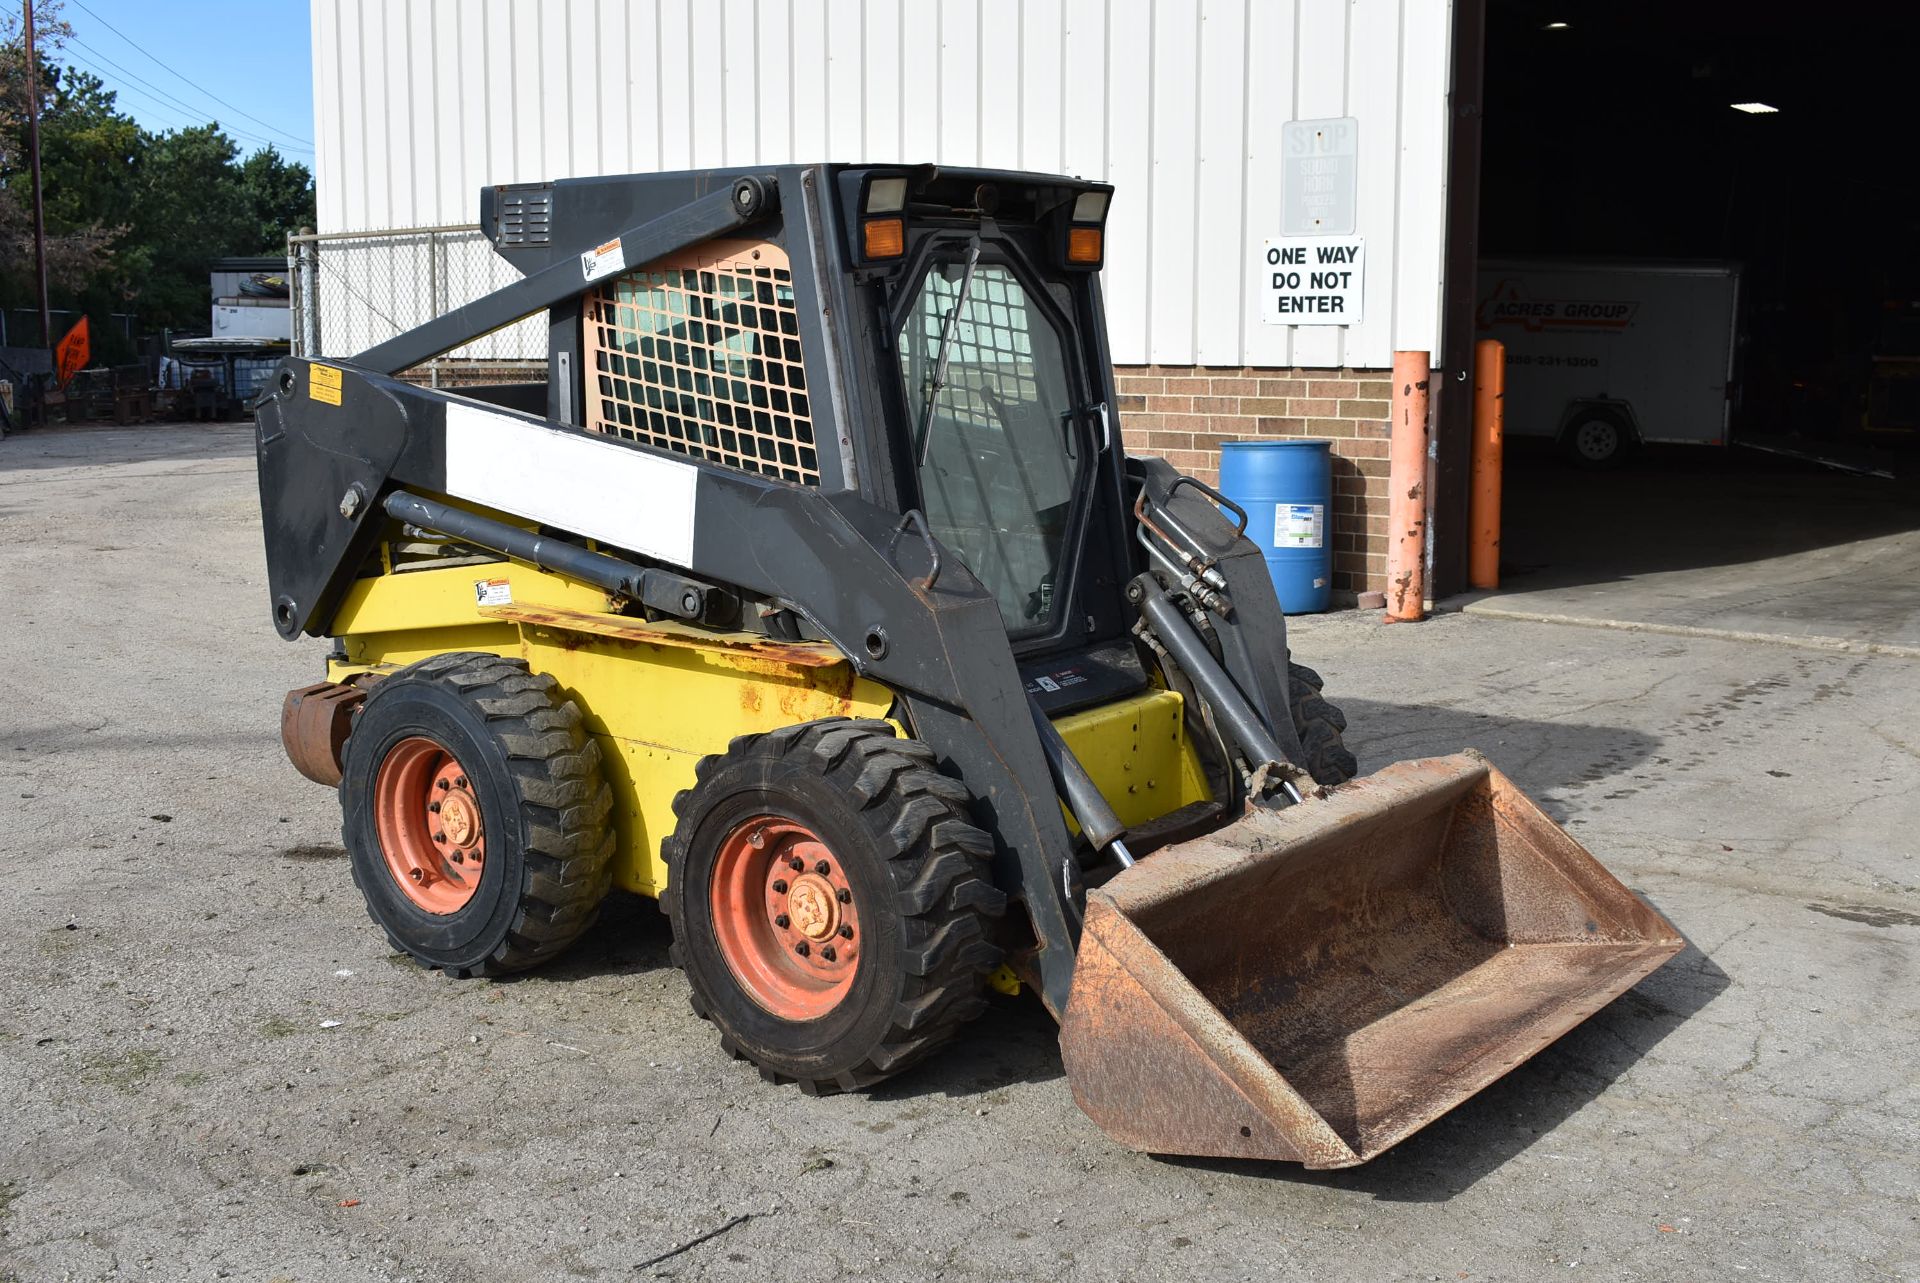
663, 718, 1007, 1093
339, 652, 614, 978
1288, 662, 1358, 786
1560, 407, 1634, 469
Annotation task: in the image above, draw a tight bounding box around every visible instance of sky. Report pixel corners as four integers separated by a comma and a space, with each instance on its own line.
49, 0, 315, 165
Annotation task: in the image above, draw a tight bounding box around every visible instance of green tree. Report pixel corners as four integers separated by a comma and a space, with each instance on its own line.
2, 0, 315, 340
0, 0, 121, 330
38, 66, 143, 240
238, 146, 313, 254
118, 126, 314, 328
129, 125, 250, 324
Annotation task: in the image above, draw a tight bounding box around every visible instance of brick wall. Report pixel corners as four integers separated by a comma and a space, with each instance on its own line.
1113, 365, 1392, 595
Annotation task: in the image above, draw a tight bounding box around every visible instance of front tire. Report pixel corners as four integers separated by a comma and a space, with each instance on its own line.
1288, 661, 1358, 786
340, 652, 615, 977
663, 719, 1006, 1093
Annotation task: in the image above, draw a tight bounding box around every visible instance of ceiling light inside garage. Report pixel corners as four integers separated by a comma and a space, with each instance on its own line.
1542, 20, 1569, 28
1730, 101, 1780, 114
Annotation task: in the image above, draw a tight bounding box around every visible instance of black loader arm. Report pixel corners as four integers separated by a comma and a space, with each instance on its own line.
253, 362, 1087, 1014
1128, 456, 1311, 769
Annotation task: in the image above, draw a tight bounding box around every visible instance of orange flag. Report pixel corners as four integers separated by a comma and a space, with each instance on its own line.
54, 316, 91, 389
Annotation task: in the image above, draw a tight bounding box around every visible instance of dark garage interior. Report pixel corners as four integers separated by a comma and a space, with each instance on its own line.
1466, 0, 1920, 648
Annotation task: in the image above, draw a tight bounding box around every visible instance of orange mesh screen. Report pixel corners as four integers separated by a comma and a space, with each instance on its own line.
583, 239, 819, 485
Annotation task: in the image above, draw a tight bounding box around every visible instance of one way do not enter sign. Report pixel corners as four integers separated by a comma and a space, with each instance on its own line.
1259, 237, 1364, 326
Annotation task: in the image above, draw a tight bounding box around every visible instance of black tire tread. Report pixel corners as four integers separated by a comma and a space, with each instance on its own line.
344, 652, 615, 978
662, 717, 1007, 1094
1288, 661, 1359, 786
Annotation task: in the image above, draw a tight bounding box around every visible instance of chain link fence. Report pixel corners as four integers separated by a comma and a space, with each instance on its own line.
287, 225, 546, 385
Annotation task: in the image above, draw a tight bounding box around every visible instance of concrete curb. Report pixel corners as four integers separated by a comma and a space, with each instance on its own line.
1459, 602, 1920, 660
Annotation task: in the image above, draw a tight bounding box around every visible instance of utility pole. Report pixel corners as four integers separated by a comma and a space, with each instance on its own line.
23, 0, 52, 348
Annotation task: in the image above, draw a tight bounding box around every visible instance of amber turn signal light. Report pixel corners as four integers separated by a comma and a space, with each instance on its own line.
863, 217, 905, 259
1066, 226, 1103, 264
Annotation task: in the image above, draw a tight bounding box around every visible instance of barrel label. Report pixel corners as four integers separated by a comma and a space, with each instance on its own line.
1275, 503, 1325, 549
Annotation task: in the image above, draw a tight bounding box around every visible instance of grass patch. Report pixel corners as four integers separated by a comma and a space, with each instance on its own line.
82, 1048, 163, 1091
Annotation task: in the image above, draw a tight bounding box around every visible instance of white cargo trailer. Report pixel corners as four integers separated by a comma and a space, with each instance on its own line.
1474, 259, 1742, 466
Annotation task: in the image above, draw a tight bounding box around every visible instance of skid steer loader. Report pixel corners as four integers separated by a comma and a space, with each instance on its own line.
259, 164, 1681, 1167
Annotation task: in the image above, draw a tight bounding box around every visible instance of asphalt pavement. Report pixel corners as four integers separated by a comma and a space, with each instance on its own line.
2, 423, 1915, 1282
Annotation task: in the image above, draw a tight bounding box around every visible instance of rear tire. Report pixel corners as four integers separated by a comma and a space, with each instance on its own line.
340, 652, 615, 977
1560, 407, 1634, 469
663, 718, 1006, 1093
1288, 661, 1358, 786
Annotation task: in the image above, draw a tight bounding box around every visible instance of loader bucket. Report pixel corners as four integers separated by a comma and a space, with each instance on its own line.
1059, 752, 1682, 1169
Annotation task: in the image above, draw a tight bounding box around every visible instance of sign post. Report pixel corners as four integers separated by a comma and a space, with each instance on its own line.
25, 0, 52, 349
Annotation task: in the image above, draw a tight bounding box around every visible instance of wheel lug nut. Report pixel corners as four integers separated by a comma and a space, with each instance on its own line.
774, 913, 790, 929
838, 924, 853, 939
836, 888, 851, 904
433, 831, 446, 843
794, 941, 810, 957
814, 860, 831, 876
429, 801, 441, 813
455, 776, 468, 789
821, 946, 837, 962
788, 856, 805, 872
436, 780, 450, 791
771, 879, 788, 894
451, 853, 463, 864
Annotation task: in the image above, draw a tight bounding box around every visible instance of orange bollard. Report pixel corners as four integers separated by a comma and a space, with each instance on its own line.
1470, 340, 1505, 590
1384, 351, 1430, 623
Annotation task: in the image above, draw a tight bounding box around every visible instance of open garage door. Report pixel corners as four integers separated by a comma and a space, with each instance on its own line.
1457, 0, 1920, 654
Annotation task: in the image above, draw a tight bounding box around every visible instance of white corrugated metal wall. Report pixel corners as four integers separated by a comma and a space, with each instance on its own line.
311, 0, 1453, 369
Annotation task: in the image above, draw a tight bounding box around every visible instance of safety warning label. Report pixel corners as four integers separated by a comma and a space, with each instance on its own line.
581, 237, 626, 283
474, 578, 513, 607
308, 363, 342, 406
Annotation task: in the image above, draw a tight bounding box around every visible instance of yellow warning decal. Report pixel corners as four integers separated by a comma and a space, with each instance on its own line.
309, 363, 343, 406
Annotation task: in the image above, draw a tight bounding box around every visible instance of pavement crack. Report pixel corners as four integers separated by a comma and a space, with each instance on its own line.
1866, 720, 1920, 761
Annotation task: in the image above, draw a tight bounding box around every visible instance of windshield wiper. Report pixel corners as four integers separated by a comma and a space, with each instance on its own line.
915, 238, 983, 467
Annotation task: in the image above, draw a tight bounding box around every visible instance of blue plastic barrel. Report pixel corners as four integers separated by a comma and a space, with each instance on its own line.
1218, 440, 1333, 614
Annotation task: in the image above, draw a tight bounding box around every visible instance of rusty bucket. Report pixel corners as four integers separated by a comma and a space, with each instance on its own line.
1059, 752, 1682, 1169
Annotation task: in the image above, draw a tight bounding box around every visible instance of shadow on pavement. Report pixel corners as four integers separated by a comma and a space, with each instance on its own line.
493, 694, 1702, 1192
1496, 440, 1920, 591
1157, 940, 1728, 1199
873, 988, 1071, 1098
1338, 696, 1663, 824
529, 894, 677, 982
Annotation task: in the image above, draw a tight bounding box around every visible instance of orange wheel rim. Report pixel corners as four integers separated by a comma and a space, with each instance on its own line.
710, 815, 861, 1020
374, 736, 486, 915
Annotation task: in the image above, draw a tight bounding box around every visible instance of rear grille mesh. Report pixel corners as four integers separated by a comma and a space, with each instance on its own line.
583, 239, 818, 485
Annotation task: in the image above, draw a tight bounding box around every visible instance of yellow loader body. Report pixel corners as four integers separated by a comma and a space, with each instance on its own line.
323, 554, 1213, 897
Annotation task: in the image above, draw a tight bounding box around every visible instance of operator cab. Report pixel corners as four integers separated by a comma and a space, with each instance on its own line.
483, 163, 1136, 706
834, 167, 1139, 709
